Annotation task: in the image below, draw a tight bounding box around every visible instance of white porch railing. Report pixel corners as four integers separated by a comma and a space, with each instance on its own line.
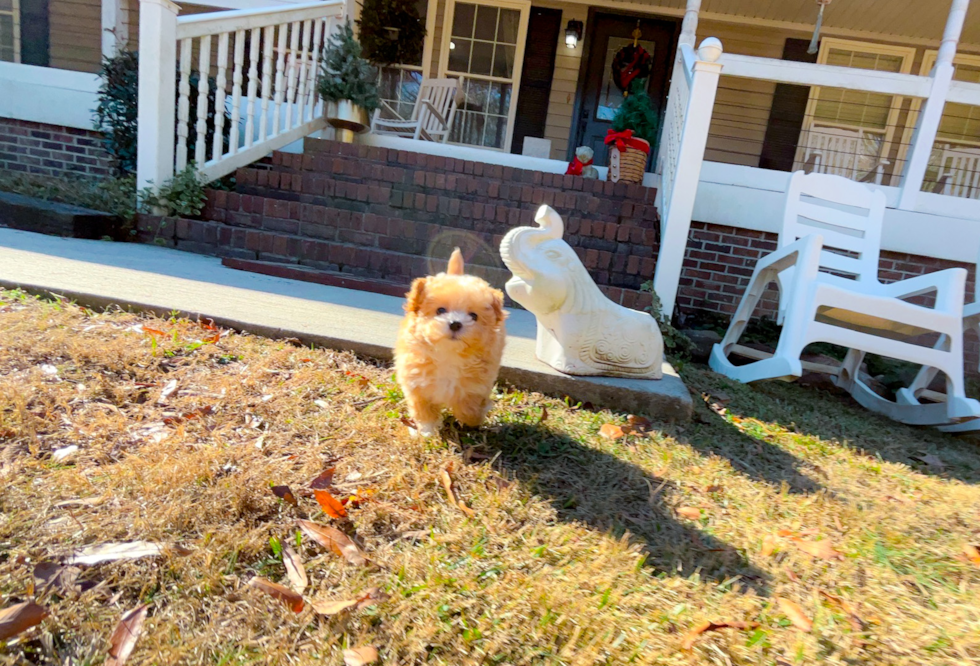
136, 0, 344, 191
651, 38, 723, 316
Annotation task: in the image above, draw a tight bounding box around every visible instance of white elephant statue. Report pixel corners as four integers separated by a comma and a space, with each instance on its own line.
500, 204, 664, 379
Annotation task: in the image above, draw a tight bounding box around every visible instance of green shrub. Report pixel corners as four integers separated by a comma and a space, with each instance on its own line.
138, 164, 208, 218
640, 281, 694, 358
0, 171, 137, 224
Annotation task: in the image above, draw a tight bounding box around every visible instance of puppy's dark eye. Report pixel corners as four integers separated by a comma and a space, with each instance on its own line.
469, 312, 478, 321
436, 307, 447, 315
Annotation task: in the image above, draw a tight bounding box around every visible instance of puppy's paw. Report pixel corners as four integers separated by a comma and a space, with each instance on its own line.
410, 421, 440, 438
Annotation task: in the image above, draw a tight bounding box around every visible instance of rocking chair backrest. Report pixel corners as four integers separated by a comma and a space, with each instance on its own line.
414, 78, 460, 135
781, 171, 886, 283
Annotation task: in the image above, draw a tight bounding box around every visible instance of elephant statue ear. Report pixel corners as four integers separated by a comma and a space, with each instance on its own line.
534, 205, 565, 240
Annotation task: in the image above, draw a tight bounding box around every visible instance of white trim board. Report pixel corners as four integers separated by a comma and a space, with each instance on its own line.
0, 62, 101, 131
693, 161, 980, 265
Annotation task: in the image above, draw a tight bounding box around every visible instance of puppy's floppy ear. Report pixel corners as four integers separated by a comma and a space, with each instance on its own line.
447, 247, 464, 276
405, 277, 427, 313
490, 288, 506, 324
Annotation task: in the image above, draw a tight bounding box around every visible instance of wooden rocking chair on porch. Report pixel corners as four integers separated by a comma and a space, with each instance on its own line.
709, 171, 980, 426
370, 78, 460, 143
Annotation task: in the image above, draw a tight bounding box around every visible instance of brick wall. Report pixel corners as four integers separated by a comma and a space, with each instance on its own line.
0, 118, 113, 179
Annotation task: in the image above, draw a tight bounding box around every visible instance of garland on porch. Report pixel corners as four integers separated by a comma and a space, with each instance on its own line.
317, 20, 381, 112
357, 0, 426, 66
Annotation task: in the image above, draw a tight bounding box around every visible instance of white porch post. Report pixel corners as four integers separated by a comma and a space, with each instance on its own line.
679, 0, 701, 47
102, 0, 130, 57
897, 0, 970, 210
136, 0, 179, 194
653, 38, 723, 317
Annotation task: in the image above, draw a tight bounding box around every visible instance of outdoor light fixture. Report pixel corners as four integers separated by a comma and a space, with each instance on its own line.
565, 20, 583, 49
807, 0, 832, 54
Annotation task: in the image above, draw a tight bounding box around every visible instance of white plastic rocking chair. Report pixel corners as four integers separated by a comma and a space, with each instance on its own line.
709, 171, 980, 426
370, 78, 459, 143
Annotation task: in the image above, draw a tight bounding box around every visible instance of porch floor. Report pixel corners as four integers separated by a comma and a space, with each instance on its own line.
0, 227, 692, 420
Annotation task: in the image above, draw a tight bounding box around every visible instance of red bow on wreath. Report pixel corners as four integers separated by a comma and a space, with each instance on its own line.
565, 155, 593, 176
604, 129, 650, 154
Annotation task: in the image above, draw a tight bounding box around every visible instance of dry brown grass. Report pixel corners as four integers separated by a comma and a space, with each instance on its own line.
1, 288, 979, 665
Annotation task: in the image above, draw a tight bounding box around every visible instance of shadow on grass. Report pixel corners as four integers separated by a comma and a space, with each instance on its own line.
469, 422, 771, 596
687, 365, 980, 485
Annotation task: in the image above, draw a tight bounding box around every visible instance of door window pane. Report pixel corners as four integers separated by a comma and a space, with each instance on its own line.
596, 37, 656, 121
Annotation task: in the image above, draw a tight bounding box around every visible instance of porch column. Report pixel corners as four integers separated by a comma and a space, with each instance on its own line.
102, 0, 130, 57
136, 0, 179, 195
897, 0, 970, 210
679, 0, 701, 47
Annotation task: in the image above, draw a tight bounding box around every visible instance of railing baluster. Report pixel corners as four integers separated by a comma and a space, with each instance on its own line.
176, 38, 193, 172
229, 29, 245, 155
306, 18, 325, 121
285, 21, 301, 130
296, 20, 312, 124
260, 25, 275, 142
246, 28, 260, 148
213, 32, 229, 163
195, 35, 212, 167
272, 23, 288, 136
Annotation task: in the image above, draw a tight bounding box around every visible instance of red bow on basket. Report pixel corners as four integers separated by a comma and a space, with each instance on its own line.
565, 155, 593, 176
604, 129, 650, 154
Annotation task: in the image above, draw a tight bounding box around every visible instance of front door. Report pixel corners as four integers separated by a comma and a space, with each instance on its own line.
572, 13, 676, 165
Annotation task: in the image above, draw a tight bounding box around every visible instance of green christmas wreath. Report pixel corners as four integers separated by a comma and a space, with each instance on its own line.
357, 0, 426, 66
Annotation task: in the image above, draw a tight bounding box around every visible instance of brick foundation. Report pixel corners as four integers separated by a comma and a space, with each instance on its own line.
0, 118, 113, 179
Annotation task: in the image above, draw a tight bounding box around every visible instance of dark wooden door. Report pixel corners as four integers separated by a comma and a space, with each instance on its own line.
511, 7, 562, 155
572, 13, 676, 165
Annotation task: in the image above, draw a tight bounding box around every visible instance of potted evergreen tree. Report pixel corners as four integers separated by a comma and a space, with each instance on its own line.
606, 81, 658, 184
317, 20, 380, 142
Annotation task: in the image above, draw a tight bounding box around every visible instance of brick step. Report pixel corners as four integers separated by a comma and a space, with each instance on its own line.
253, 153, 659, 224
221, 258, 410, 298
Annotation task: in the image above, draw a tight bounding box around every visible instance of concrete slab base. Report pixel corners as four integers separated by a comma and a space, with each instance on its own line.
0, 228, 692, 421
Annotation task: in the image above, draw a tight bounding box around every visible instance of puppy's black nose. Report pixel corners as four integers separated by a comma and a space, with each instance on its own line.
449, 321, 462, 332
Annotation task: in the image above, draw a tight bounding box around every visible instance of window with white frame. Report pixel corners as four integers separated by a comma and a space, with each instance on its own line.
795, 38, 915, 184
0, 0, 19, 63
440, 0, 528, 150
376, 0, 430, 121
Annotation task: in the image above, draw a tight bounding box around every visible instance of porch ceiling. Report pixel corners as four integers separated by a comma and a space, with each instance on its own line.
623, 0, 980, 46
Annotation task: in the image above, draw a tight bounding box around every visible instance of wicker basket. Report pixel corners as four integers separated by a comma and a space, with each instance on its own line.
607, 138, 649, 184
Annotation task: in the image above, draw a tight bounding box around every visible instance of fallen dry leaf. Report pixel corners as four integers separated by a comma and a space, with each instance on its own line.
314, 488, 348, 519
962, 544, 980, 566
910, 452, 946, 470
818, 590, 863, 631
792, 537, 844, 560
627, 414, 653, 431
677, 507, 702, 520
271, 485, 298, 507
311, 597, 360, 615
760, 535, 776, 557
141, 326, 165, 337
54, 496, 106, 508
777, 598, 813, 632
105, 604, 148, 666
538, 405, 549, 424
34, 562, 81, 594
67, 541, 165, 566
0, 601, 48, 641
247, 577, 305, 612
157, 379, 178, 404
439, 468, 476, 518
282, 545, 308, 595
356, 587, 387, 609
599, 423, 627, 440
309, 467, 336, 490
343, 646, 379, 666
681, 620, 760, 650
297, 520, 369, 566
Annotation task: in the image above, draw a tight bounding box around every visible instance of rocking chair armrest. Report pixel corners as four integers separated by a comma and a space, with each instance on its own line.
753, 234, 824, 281
879, 267, 967, 311
377, 99, 408, 122
417, 99, 449, 128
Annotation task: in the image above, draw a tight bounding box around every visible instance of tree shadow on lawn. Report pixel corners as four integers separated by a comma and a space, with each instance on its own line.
470, 422, 771, 596
687, 366, 980, 485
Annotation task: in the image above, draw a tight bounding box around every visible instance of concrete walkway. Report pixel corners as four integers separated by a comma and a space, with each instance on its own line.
0, 228, 691, 420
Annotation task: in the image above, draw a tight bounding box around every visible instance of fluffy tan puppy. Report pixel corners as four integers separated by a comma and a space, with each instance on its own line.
394, 248, 507, 437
